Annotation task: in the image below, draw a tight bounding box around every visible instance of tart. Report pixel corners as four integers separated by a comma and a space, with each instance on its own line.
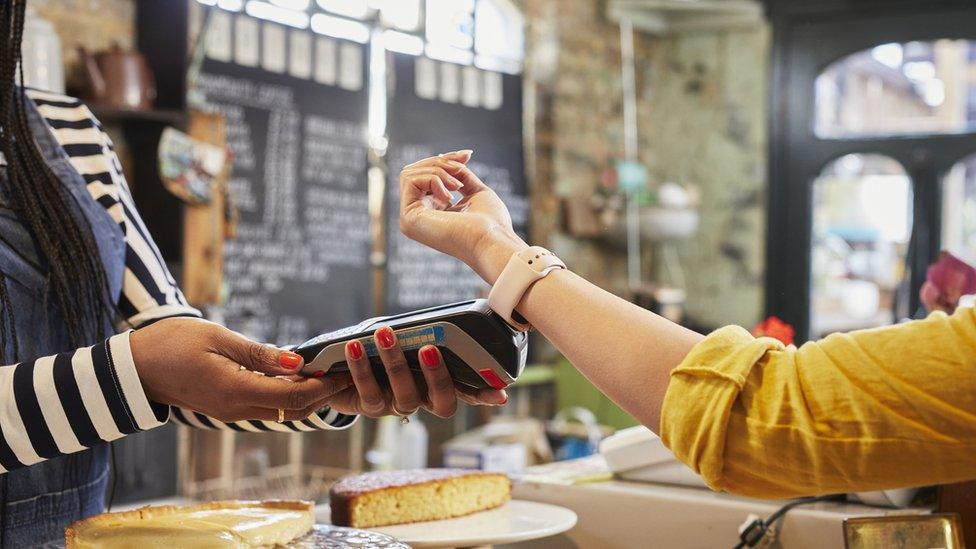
65, 500, 314, 549
330, 468, 511, 528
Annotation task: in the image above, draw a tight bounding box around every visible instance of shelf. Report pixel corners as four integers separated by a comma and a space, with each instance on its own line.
90, 105, 186, 126
607, 0, 763, 34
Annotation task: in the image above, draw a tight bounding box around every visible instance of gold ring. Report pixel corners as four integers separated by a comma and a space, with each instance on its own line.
391, 403, 411, 424
277, 408, 285, 423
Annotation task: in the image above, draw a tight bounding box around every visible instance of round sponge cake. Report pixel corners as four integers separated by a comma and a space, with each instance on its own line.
330, 469, 511, 528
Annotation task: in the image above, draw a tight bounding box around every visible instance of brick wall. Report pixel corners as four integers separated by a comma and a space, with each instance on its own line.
31, 0, 136, 94
521, 0, 654, 294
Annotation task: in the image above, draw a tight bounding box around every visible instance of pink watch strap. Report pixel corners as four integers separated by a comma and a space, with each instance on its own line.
488, 246, 565, 331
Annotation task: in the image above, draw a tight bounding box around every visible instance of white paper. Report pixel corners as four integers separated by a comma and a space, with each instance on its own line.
439, 62, 459, 104
314, 37, 337, 85
262, 24, 287, 73
289, 30, 312, 79
338, 42, 363, 91
205, 10, 232, 62
483, 70, 503, 110
234, 15, 260, 67
415, 56, 438, 100
461, 65, 481, 107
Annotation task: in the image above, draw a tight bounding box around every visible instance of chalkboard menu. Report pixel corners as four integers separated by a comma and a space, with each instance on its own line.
192, 10, 371, 344
385, 54, 528, 314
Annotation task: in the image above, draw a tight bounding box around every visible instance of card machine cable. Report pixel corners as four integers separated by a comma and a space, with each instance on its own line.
294, 300, 527, 390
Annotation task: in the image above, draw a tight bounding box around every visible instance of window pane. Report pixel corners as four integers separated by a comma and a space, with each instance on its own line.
377, 0, 421, 31
942, 153, 976, 264
425, 0, 474, 49
474, 0, 524, 64
815, 39, 976, 138
811, 154, 912, 338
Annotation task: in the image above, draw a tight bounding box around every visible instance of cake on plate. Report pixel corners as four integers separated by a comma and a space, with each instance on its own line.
330, 468, 511, 528
64, 500, 314, 549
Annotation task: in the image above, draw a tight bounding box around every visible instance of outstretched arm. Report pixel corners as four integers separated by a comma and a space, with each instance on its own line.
398, 151, 976, 497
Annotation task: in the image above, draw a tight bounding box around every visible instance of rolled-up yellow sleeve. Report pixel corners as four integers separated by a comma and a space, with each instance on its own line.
661, 307, 976, 499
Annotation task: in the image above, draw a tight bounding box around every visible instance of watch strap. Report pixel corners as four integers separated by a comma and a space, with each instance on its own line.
488, 246, 565, 331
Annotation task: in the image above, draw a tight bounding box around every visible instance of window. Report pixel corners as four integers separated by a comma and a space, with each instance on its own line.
942, 153, 976, 264
810, 154, 912, 337
815, 39, 976, 138
200, 0, 524, 73
768, 6, 976, 342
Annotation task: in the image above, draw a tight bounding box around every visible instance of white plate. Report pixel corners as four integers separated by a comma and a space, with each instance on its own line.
318, 499, 577, 548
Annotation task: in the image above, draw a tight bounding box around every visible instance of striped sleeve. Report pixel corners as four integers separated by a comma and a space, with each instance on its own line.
171, 406, 358, 432
27, 89, 202, 329
0, 332, 167, 473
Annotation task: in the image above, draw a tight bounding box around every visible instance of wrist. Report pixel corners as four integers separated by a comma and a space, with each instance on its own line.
471, 227, 529, 285
128, 327, 157, 401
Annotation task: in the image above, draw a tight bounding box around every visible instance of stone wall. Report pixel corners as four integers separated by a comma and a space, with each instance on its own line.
643, 29, 770, 328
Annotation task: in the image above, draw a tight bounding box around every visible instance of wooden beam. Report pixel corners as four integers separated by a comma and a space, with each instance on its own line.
181, 111, 228, 307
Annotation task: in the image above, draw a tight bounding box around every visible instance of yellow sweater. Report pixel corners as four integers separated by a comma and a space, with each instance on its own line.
660, 306, 976, 499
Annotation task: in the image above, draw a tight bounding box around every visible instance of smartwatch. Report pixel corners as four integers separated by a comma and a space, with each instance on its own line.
488, 246, 565, 331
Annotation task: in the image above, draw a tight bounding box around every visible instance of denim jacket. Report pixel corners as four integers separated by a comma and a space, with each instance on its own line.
0, 95, 125, 547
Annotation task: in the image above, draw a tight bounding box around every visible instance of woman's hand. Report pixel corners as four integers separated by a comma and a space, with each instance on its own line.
131, 318, 354, 422
327, 326, 508, 418
920, 280, 956, 313
399, 150, 528, 284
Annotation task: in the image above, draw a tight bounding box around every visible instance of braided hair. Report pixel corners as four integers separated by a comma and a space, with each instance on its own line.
0, 2, 119, 543
0, 0, 116, 356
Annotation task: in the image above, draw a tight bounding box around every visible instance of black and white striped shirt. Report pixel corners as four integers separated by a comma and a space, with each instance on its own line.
0, 90, 355, 474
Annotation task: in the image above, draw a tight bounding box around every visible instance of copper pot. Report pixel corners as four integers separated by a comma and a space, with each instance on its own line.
78, 43, 156, 109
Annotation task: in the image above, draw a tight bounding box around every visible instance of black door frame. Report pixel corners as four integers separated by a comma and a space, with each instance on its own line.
764, 0, 976, 340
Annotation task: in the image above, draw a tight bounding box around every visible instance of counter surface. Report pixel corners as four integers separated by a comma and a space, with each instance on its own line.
507, 479, 927, 549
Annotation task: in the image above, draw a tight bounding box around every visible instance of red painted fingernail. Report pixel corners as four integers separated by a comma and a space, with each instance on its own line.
347, 340, 364, 360
313, 370, 326, 378
419, 346, 440, 368
501, 393, 509, 405
376, 327, 396, 349
279, 351, 303, 370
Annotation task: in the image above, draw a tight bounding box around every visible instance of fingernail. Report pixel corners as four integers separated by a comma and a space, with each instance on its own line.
313, 370, 325, 378
458, 149, 473, 155
376, 327, 396, 349
279, 351, 303, 370
500, 391, 509, 405
347, 340, 364, 360
419, 346, 440, 368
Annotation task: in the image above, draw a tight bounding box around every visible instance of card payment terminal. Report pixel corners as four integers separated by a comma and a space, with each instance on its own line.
294, 300, 527, 390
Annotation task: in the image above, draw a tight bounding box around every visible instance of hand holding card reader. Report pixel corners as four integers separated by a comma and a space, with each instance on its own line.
294, 300, 527, 390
